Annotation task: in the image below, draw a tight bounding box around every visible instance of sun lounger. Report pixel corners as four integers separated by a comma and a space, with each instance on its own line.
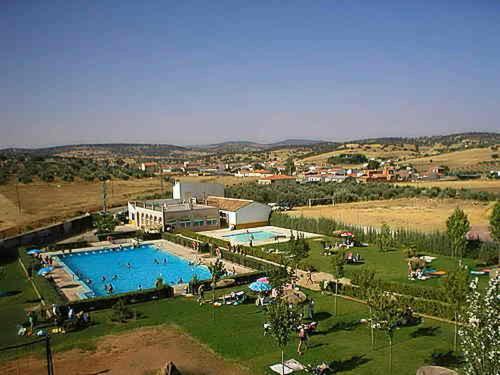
270, 364, 294, 374
427, 271, 446, 276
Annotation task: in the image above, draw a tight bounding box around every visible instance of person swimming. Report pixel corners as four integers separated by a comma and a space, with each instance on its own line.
163, 258, 167, 264
138, 284, 143, 291
154, 259, 159, 264
112, 274, 118, 281
108, 284, 114, 293
101, 276, 106, 282
127, 262, 132, 269
178, 277, 184, 284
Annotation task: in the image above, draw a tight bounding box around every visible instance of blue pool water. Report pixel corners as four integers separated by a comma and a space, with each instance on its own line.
58, 244, 211, 297
223, 230, 279, 243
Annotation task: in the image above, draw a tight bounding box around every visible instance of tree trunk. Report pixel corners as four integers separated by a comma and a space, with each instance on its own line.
281, 350, 284, 375
389, 336, 393, 375
334, 282, 338, 315
369, 306, 374, 348
453, 311, 458, 352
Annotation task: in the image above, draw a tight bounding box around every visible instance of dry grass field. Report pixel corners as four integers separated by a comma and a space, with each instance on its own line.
177, 175, 258, 185
301, 143, 435, 164
396, 179, 500, 194
288, 197, 494, 234
404, 147, 499, 172
0, 178, 165, 237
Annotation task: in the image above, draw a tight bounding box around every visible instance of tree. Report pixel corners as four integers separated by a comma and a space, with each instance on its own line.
331, 251, 345, 315
354, 268, 378, 347
94, 213, 117, 234
446, 208, 470, 258
489, 201, 500, 242
442, 264, 469, 351
287, 233, 310, 276
458, 277, 500, 375
285, 157, 296, 176
367, 159, 380, 170
268, 262, 292, 296
265, 300, 301, 375
371, 291, 403, 374
208, 259, 226, 305
377, 223, 392, 252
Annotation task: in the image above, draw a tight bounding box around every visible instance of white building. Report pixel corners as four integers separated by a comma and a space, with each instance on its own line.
206, 196, 272, 229
172, 181, 224, 202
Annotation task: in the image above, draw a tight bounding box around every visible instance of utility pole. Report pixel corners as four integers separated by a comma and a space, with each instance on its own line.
159, 165, 164, 196
15, 180, 22, 214
102, 179, 108, 213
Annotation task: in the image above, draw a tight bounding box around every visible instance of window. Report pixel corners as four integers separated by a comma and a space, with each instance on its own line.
193, 219, 205, 227
206, 218, 218, 226
179, 220, 191, 228
131, 213, 135, 220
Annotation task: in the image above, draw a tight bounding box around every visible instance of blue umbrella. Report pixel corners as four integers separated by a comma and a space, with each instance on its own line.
37, 266, 54, 276
27, 249, 42, 255
249, 281, 272, 292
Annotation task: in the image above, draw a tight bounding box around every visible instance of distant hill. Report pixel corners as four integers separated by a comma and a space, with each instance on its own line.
192, 139, 326, 152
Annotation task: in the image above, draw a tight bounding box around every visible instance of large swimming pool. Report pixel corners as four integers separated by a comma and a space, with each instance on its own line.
58, 244, 211, 298
223, 230, 279, 243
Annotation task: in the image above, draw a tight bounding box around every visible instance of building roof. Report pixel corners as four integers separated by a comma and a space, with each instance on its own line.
206, 196, 253, 211
258, 175, 296, 181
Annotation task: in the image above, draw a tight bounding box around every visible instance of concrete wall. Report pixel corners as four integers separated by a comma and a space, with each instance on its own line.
0, 214, 94, 258
221, 202, 271, 228
173, 181, 224, 202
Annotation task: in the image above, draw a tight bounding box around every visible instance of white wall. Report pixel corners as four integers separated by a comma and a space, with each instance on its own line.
173, 181, 224, 201
235, 202, 272, 225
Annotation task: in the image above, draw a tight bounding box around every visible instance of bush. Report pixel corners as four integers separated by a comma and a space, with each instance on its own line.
478, 242, 499, 265
110, 299, 134, 322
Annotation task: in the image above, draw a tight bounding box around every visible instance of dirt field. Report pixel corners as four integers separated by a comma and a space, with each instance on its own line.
0, 326, 249, 375
404, 147, 499, 172
288, 198, 494, 234
396, 179, 500, 194
0, 178, 166, 237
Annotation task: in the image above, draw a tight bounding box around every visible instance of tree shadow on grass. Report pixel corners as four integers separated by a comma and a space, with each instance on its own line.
329, 355, 371, 373
314, 311, 333, 321
0, 290, 22, 297
410, 326, 441, 338
428, 350, 464, 368
315, 320, 360, 336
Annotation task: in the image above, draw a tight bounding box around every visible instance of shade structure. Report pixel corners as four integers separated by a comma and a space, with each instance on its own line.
249, 281, 272, 292
27, 249, 42, 255
37, 266, 54, 276
281, 289, 307, 305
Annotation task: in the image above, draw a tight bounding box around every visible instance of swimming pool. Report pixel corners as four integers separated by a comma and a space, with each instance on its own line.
223, 230, 279, 243
57, 244, 211, 298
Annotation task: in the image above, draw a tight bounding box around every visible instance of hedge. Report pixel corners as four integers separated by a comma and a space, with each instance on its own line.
66, 285, 174, 312
163, 231, 284, 269
337, 284, 455, 320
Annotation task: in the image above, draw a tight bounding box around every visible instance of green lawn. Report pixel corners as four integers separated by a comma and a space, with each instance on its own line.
307, 240, 481, 286
263, 238, 482, 287
0, 256, 39, 348
0, 277, 460, 374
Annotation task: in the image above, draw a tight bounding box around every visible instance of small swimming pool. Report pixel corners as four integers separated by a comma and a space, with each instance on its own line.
57, 244, 211, 297
223, 230, 279, 243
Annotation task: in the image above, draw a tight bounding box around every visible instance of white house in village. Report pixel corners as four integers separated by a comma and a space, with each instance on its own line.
206, 196, 272, 229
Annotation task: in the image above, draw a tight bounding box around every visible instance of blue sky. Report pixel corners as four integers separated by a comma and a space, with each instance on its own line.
1, 1, 499, 147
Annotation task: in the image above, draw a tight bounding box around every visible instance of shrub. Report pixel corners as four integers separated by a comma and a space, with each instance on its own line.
110, 299, 134, 322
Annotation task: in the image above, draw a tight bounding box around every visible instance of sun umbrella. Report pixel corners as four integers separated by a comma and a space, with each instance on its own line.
281, 289, 307, 305
257, 277, 269, 283
249, 281, 272, 292
27, 249, 42, 255
37, 266, 54, 276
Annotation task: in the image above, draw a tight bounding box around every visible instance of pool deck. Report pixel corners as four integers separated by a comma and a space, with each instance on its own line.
199, 225, 321, 246
45, 239, 254, 302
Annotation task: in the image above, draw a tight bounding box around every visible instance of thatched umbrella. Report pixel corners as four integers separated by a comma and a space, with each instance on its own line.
282, 289, 307, 305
